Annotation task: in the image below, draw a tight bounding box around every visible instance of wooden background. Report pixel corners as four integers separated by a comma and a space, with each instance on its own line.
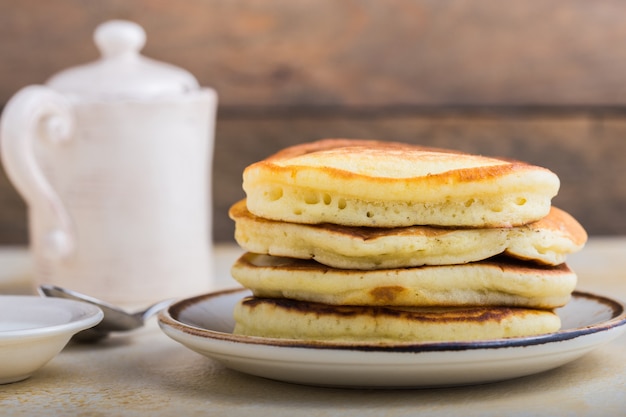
1, 0, 625, 244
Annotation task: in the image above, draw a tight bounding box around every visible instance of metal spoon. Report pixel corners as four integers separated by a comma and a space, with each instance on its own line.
38, 284, 174, 343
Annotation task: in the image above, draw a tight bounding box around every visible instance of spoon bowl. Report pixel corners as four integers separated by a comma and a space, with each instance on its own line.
38, 285, 174, 342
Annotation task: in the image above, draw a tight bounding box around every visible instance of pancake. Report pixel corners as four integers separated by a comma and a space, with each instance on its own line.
233, 296, 561, 342
242, 139, 560, 228
229, 200, 586, 268
231, 253, 577, 309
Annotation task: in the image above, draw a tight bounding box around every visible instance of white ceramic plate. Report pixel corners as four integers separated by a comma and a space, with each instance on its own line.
158, 288, 626, 388
0, 296, 103, 384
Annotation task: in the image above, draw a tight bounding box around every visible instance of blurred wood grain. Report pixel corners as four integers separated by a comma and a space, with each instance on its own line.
1, 0, 625, 243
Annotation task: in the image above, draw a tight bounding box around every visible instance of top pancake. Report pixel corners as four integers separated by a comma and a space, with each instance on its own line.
243, 139, 560, 227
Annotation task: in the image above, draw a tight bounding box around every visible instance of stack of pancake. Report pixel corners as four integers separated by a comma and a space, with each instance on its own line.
228, 139, 587, 343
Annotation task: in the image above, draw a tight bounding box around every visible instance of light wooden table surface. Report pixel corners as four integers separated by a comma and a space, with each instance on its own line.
0, 239, 625, 417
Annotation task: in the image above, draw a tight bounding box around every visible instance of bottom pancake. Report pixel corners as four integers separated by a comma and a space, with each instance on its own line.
231, 253, 577, 309
233, 297, 561, 342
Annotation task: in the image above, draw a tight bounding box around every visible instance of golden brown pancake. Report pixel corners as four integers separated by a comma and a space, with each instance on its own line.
231, 253, 577, 309
242, 139, 560, 228
233, 296, 561, 342
230, 200, 586, 268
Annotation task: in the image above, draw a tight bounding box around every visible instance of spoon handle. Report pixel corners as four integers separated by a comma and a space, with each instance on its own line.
137, 298, 176, 321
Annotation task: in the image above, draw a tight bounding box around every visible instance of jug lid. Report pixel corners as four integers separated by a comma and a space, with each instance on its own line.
46, 20, 199, 100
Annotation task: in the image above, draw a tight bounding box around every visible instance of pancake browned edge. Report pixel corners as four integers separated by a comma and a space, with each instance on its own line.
229, 200, 587, 269
231, 253, 577, 309
242, 139, 561, 228
233, 296, 562, 342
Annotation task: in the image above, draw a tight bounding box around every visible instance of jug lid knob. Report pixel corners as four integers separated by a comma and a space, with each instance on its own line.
94, 20, 147, 59
46, 20, 200, 100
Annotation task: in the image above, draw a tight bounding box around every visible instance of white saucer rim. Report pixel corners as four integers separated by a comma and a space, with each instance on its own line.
0, 295, 104, 341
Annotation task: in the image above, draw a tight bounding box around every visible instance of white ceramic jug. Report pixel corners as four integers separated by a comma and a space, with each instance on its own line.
0, 20, 217, 306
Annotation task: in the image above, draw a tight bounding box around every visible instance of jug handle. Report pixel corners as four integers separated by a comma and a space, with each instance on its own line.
1, 85, 75, 260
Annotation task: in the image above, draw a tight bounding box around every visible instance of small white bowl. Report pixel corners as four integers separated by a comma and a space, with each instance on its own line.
0, 295, 103, 384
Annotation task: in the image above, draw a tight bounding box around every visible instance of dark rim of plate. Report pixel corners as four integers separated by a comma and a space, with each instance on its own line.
159, 288, 626, 353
